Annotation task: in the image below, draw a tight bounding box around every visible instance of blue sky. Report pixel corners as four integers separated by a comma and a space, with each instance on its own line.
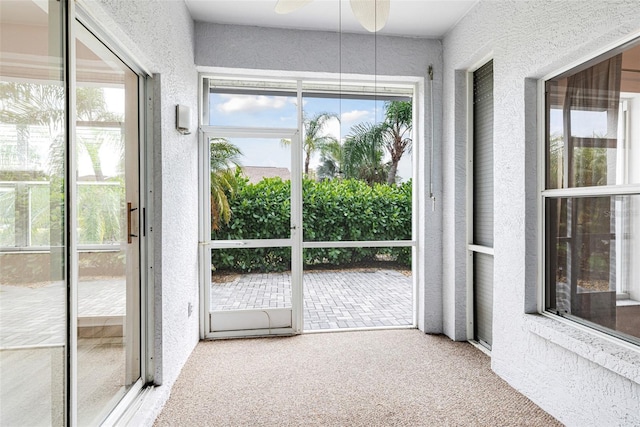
549, 108, 608, 137
209, 93, 412, 181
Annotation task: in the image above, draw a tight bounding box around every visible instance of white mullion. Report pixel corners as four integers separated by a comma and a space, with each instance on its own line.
200, 126, 297, 139
200, 128, 211, 337
302, 240, 415, 249
411, 81, 419, 328
66, 0, 79, 424
207, 239, 293, 249
201, 77, 210, 127
542, 184, 640, 198
292, 79, 304, 333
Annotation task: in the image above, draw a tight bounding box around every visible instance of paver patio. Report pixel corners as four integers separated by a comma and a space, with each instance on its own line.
211, 268, 413, 330
1, 268, 413, 349
0, 279, 125, 348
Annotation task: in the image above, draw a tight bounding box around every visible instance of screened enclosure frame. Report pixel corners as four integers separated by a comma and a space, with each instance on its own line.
198, 71, 421, 338
199, 126, 303, 338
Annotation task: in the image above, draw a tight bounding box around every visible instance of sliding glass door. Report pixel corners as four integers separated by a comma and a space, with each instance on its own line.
74, 22, 141, 425
0, 2, 147, 424
0, 1, 67, 424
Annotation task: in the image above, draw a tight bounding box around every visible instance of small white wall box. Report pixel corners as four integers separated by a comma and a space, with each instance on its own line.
176, 104, 191, 135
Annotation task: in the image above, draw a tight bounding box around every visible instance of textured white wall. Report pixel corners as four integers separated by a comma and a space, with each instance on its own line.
83, 0, 200, 407
195, 23, 445, 333
442, 1, 640, 425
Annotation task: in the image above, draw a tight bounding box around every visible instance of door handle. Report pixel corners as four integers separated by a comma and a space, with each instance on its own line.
127, 202, 138, 243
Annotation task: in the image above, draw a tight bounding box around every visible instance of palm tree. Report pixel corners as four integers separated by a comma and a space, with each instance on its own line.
0, 83, 122, 179
343, 122, 387, 185
0, 82, 65, 174
0, 82, 66, 251
381, 101, 412, 185
316, 140, 344, 180
0, 82, 126, 251
340, 101, 412, 185
76, 87, 124, 181
210, 138, 243, 231
304, 112, 339, 175
285, 111, 339, 175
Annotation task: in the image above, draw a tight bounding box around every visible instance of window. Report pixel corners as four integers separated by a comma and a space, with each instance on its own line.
544, 40, 640, 345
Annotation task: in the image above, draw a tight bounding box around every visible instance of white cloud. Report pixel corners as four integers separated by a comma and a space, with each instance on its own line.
324, 117, 341, 140
341, 109, 372, 125
216, 94, 295, 114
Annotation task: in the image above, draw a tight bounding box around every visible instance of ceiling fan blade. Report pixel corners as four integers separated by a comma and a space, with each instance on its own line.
350, 0, 390, 32
275, 0, 313, 14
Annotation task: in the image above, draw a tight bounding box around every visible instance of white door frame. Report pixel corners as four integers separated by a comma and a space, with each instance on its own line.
199, 126, 302, 339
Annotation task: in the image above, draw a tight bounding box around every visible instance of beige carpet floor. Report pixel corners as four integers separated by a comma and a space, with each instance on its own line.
154, 330, 562, 426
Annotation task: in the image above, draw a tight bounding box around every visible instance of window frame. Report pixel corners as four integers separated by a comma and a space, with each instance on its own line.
539, 36, 640, 347
197, 70, 422, 337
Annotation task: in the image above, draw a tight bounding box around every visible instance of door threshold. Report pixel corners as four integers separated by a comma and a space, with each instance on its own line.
468, 339, 492, 356
304, 325, 416, 334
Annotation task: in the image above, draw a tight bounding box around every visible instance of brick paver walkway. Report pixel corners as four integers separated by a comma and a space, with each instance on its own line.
1, 269, 413, 348
0, 279, 125, 348
211, 269, 413, 330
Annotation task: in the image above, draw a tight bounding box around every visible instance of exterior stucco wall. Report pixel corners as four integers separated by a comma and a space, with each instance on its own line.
81, 0, 199, 422
195, 23, 445, 333
442, 1, 640, 425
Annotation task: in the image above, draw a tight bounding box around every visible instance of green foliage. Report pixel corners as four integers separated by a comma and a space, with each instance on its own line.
213, 176, 291, 240
343, 122, 388, 184
381, 100, 412, 185
1, 82, 126, 249
210, 138, 243, 230
211, 177, 412, 272
0, 188, 15, 246
320, 101, 412, 185
77, 181, 124, 244
282, 111, 339, 176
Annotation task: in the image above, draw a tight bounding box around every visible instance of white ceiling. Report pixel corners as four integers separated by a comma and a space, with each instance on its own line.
185, 0, 479, 38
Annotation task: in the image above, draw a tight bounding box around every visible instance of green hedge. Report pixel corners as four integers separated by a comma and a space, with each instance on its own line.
211, 178, 411, 272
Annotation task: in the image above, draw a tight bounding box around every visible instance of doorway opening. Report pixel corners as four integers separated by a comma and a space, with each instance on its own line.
199, 75, 418, 338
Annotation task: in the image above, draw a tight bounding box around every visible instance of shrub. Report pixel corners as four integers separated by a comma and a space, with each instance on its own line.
211, 178, 412, 273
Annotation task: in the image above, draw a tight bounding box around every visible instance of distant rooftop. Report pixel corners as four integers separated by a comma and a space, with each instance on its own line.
242, 166, 290, 184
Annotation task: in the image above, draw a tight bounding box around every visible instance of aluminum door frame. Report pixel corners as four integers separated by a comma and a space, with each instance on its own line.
199, 126, 302, 339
